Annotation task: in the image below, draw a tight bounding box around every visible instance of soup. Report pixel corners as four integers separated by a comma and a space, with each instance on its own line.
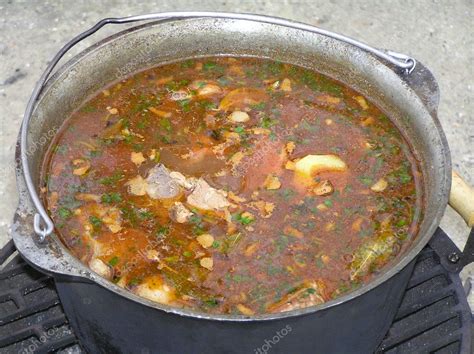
41, 57, 423, 315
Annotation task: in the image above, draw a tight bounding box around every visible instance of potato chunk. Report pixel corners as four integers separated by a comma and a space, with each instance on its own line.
131, 152, 146, 166
313, 180, 334, 196
263, 174, 281, 190
200, 257, 214, 270
197, 233, 215, 249
294, 154, 347, 178
134, 276, 175, 305
228, 111, 250, 123
125, 175, 147, 196
72, 159, 90, 176
89, 258, 113, 279
371, 178, 388, 192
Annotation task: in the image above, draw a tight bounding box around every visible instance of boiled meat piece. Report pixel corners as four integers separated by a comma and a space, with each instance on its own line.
186, 178, 230, 211
145, 164, 181, 199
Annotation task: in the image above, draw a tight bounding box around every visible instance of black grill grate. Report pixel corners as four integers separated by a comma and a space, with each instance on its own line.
378, 229, 472, 353
0, 240, 81, 354
0, 229, 471, 354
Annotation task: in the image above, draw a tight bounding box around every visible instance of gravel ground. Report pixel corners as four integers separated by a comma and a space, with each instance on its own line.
0, 0, 472, 307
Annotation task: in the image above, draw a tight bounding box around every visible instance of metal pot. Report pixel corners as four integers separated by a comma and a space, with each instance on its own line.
11, 12, 474, 353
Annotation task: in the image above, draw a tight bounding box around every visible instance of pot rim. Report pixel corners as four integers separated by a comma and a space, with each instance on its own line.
14, 13, 451, 322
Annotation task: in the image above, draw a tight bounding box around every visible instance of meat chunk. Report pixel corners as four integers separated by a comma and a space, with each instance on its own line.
145, 164, 181, 199
169, 202, 193, 223
186, 178, 230, 212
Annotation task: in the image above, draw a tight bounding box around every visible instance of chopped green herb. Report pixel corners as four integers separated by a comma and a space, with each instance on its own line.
128, 278, 141, 286
99, 170, 124, 186
233, 212, 254, 225
323, 199, 333, 207
89, 215, 102, 230
279, 188, 296, 201
199, 100, 217, 110
203, 298, 219, 307
156, 225, 170, 238
261, 115, 278, 128
181, 59, 195, 68
359, 176, 373, 186
108, 256, 119, 266
160, 117, 173, 131
58, 207, 72, 219
251, 102, 266, 110
396, 219, 407, 227
101, 192, 122, 204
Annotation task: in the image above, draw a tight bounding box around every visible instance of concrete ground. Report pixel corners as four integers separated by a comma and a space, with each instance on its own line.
0, 0, 472, 306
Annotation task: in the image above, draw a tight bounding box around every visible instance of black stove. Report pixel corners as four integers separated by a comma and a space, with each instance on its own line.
0, 228, 472, 354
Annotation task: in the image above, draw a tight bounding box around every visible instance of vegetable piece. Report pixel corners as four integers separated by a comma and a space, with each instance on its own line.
200, 257, 214, 270
294, 154, 347, 178
361, 117, 375, 127
250, 200, 275, 218
99, 170, 124, 186
75, 193, 101, 202
354, 96, 369, 110
228, 111, 250, 123
89, 258, 113, 279
72, 159, 90, 176
169, 202, 193, 223
131, 152, 146, 166
284, 225, 304, 239
146, 250, 161, 262
108, 256, 120, 266
280, 78, 292, 92
219, 88, 268, 111
189, 81, 222, 97
107, 107, 118, 115
149, 107, 171, 118
312, 180, 334, 196
134, 275, 175, 305
244, 242, 259, 257
285, 160, 296, 170
58, 207, 72, 218
101, 192, 122, 204
263, 174, 281, 190
125, 175, 147, 196
285, 141, 296, 154
91, 205, 122, 233
237, 304, 255, 316
197, 233, 215, 249
370, 178, 388, 192
234, 212, 255, 225
316, 94, 341, 106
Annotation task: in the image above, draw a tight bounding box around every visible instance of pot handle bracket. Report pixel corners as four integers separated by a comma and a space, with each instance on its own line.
430, 171, 474, 273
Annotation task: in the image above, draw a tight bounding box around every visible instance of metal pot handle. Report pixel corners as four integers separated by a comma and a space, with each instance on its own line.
21, 11, 418, 241
447, 171, 474, 268
430, 171, 474, 272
